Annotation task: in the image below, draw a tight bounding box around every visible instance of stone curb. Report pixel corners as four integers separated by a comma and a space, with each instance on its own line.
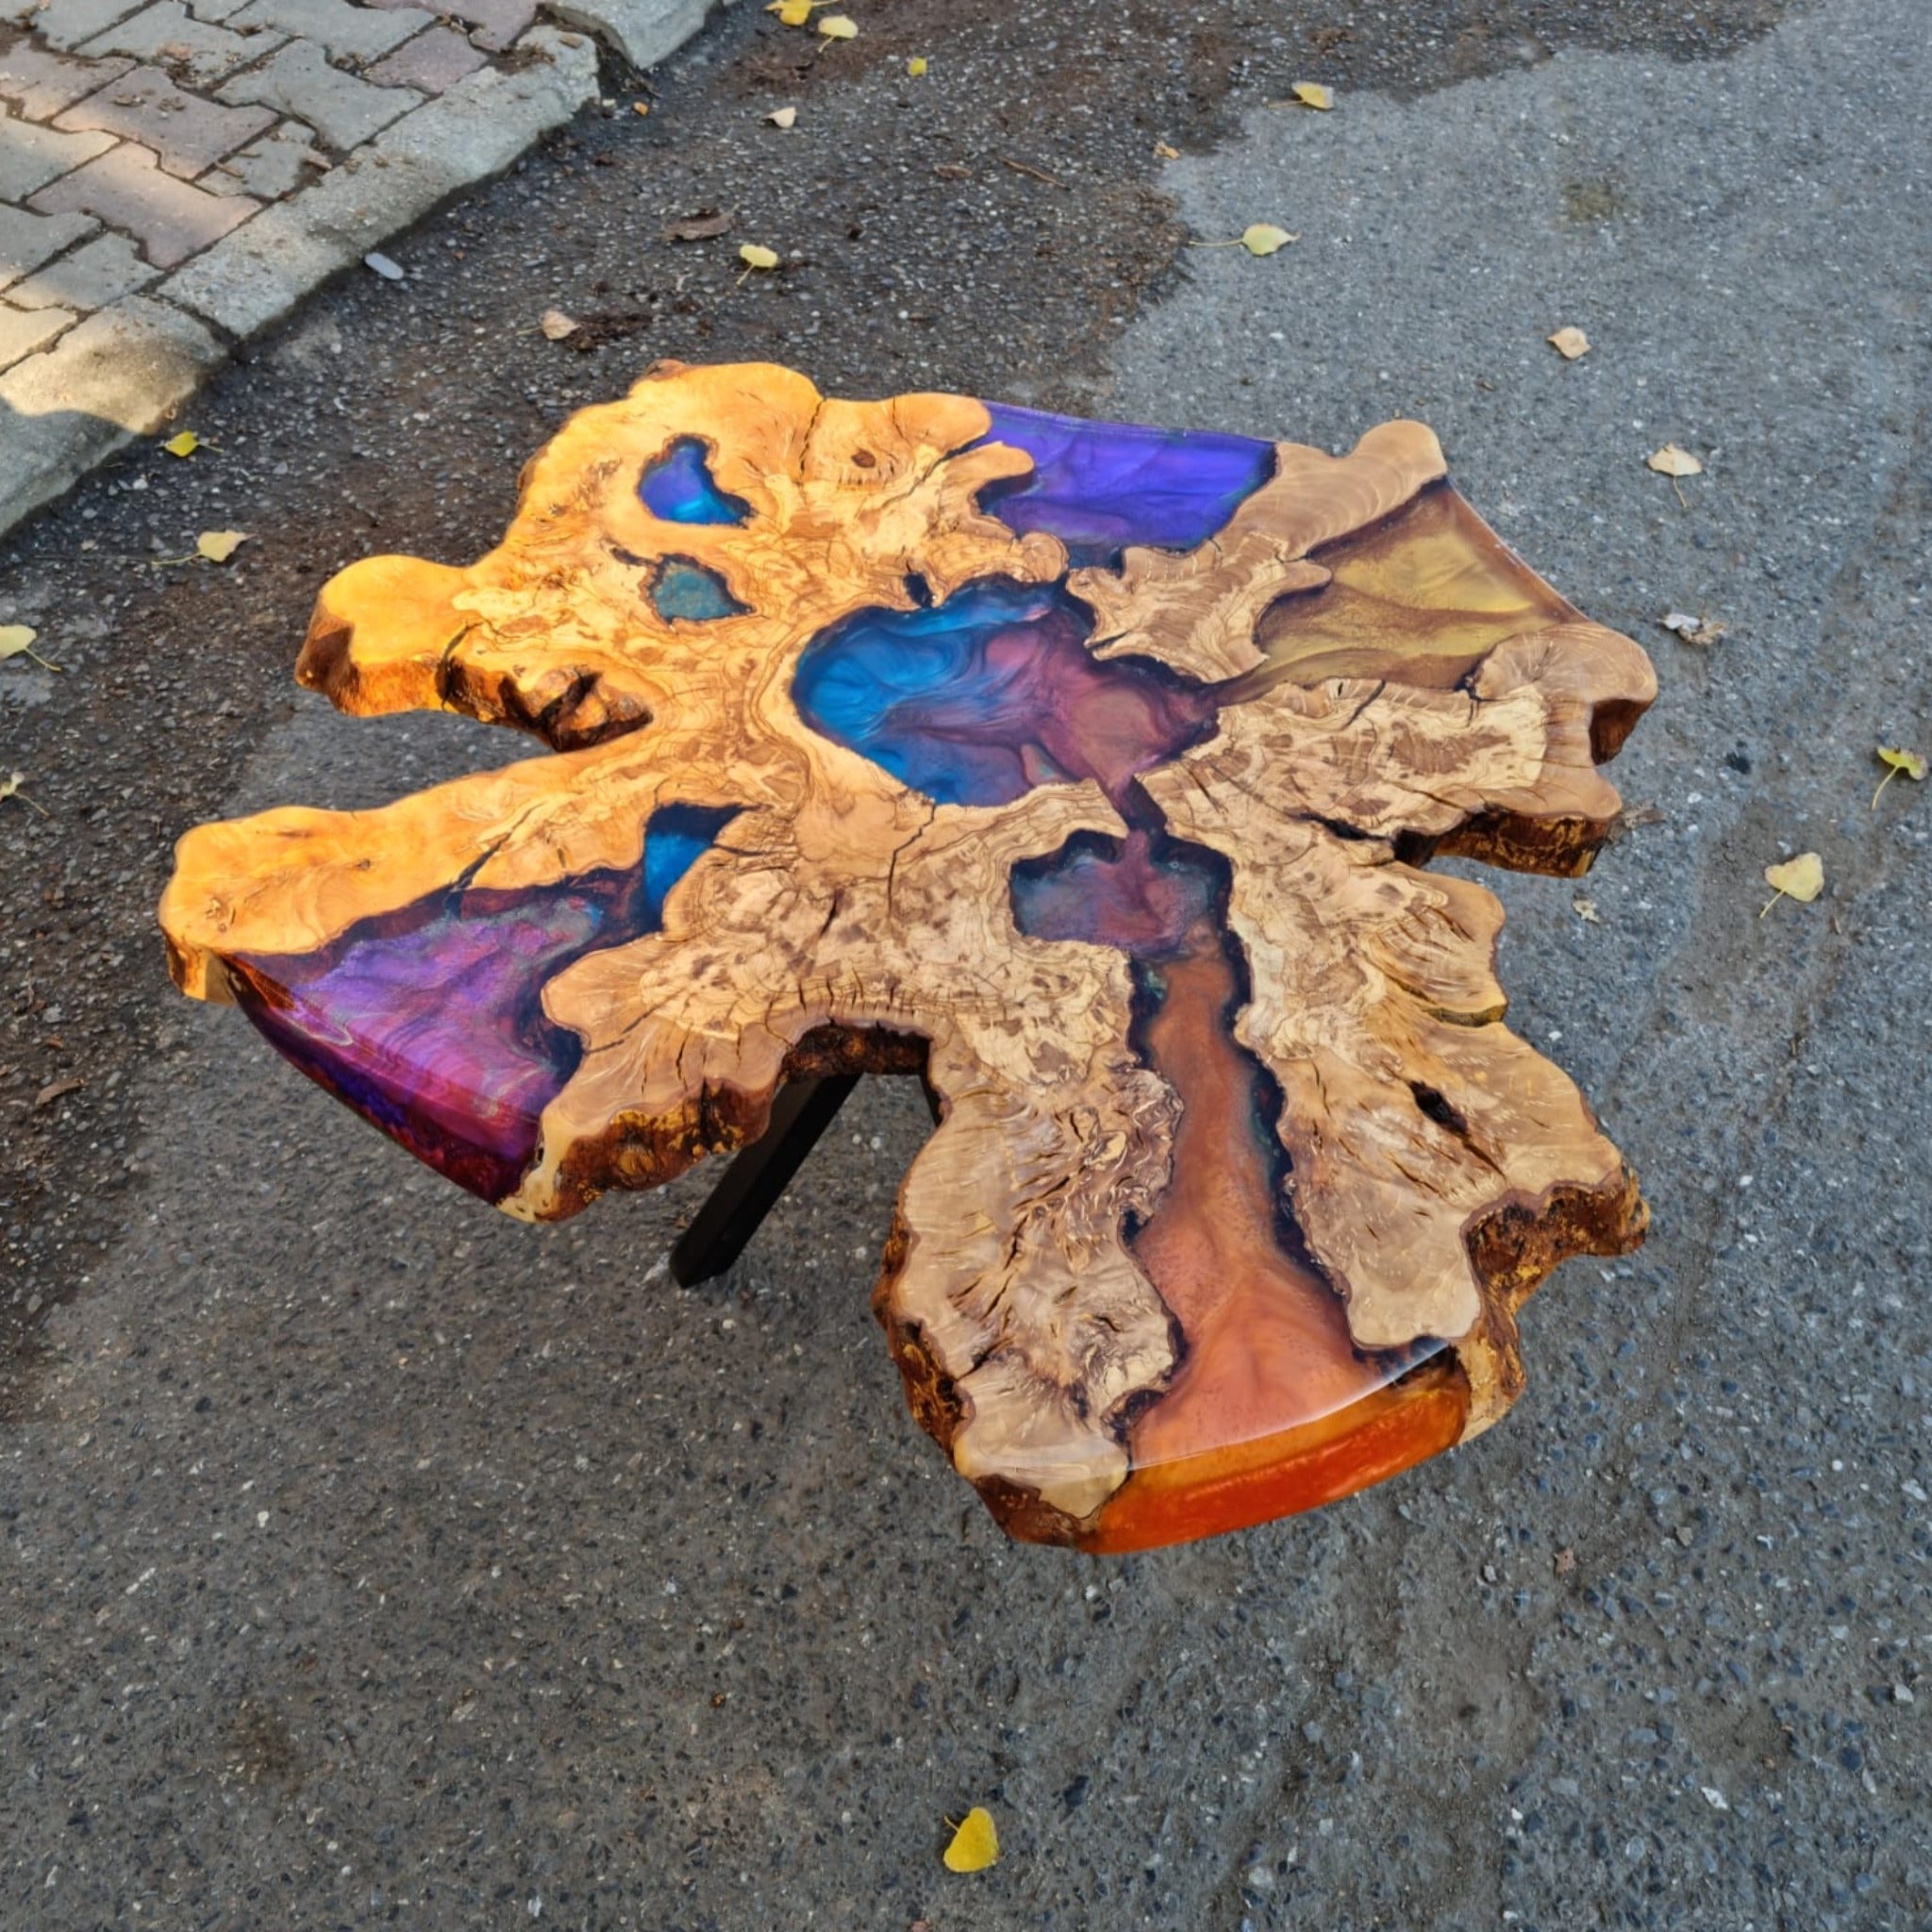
0, 291, 223, 533
1, 5, 716, 541
158, 24, 596, 339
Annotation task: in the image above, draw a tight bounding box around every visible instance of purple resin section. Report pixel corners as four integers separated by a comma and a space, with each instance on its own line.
973, 402, 1274, 566
1011, 829, 1224, 961
791, 576, 1218, 811
232, 808, 729, 1204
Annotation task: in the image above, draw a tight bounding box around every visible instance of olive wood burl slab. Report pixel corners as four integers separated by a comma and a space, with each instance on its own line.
159, 361, 1654, 1553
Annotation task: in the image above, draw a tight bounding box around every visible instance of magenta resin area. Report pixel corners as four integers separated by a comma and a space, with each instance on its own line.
227, 807, 734, 1202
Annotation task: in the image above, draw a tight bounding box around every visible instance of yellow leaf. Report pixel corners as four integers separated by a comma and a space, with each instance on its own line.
196, 530, 247, 563
1759, 851, 1824, 916
1241, 222, 1295, 256
1154, 140, 1179, 159
1290, 81, 1334, 109
908, 56, 928, 75
942, 1807, 999, 1873
766, 105, 798, 127
0, 769, 46, 814
769, 0, 810, 21
541, 308, 579, 341
738, 243, 779, 271
1573, 894, 1601, 924
1874, 743, 1926, 808
1646, 443, 1704, 478
163, 430, 201, 458
0, 623, 60, 671
633, 101, 650, 116
1547, 325, 1591, 360
818, 12, 856, 36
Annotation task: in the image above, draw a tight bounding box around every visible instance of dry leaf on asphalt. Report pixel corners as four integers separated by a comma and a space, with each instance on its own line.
1289, 81, 1335, 108
1647, 443, 1704, 477
35, 1077, 84, 1109
1759, 851, 1824, 917
942, 1807, 1000, 1873
196, 531, 247, 564
1573, 894, 1601, 924
1154, 140, 1179, 158
1873, 744, 1926, 808
541, 308, 580, 341
908, 56, 928, 75
1, 770, 48, 815
1660, 610, 1725, 645
766, 105, 798, 127
163, 430, 202, 458
817, 12, 856, 36
738, 243, 779, 272
1241, 222, 1295, 255
633, 102, 650, 116
0, 624, 60, 671
1547, 325, 1591, 359
665, 208, 733, 242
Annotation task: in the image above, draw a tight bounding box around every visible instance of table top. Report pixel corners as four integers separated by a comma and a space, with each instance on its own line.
160, 361, 1655, 1552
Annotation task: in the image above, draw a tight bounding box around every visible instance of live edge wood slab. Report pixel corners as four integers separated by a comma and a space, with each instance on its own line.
159, 361, 1655, 1554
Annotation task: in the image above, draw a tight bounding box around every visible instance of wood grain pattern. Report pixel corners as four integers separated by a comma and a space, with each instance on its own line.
160, 360, 1655, 1548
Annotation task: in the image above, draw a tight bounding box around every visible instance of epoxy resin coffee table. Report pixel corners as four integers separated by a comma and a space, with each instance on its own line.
159, 362, 1655, 1554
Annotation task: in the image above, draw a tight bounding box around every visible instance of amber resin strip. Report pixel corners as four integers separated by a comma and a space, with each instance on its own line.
160, 361, 1654, 1549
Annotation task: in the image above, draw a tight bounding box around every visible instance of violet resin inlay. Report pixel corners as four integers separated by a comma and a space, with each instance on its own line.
231, 804, 735, 1203
973, 402, 1275, 566
791, 575, 1220, 809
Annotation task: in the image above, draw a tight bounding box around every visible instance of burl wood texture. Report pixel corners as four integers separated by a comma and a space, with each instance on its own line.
159, 361, 1655, 1551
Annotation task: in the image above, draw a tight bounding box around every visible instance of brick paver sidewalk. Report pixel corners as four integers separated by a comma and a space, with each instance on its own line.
1, 0, 708, 533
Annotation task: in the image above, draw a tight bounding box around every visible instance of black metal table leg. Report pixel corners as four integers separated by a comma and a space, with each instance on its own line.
669, 1074, 862, 1286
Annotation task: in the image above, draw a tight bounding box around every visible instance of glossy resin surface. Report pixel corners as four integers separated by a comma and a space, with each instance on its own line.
161, 363, 1654, 1551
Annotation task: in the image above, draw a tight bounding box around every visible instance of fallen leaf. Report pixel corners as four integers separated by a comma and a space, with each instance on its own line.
665, 208, 733, 242
1759, 851, 1824, 917
766, 105, 798, 127
35, 1076, 85, 1109
364, 250, 405, 281
818, 12, 856, 37
633, 101, 649, 116
1553, 1546, 1577, 1575
768, 0, 811, 23
908, 56, 928, 75
541, 308, 579, 341
1000, 155, 1066, 188
942, 1807, 999, 1873
1647, 443, 1704, 478
1154, 140, 1179, 159
0, 624, 61, 672
1547, 325, 1590, 360
1241, 222, 1295, 255
738, 242, 779, 271
196, 530, 247, 563
1659, 610, 1725, 646
1873, 743, 1926, 808
1572, 894, 1600, 924
163, 430, 202, 458
1289, 80, 1334, 109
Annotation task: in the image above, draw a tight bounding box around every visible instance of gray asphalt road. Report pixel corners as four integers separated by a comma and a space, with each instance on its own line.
5, 0, 1930, 1926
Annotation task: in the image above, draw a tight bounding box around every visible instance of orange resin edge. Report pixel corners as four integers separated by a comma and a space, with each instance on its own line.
1076, 1354, 1472, 1555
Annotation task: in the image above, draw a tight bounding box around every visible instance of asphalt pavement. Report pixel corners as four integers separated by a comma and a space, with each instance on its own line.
3, 0, 1929, 1926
